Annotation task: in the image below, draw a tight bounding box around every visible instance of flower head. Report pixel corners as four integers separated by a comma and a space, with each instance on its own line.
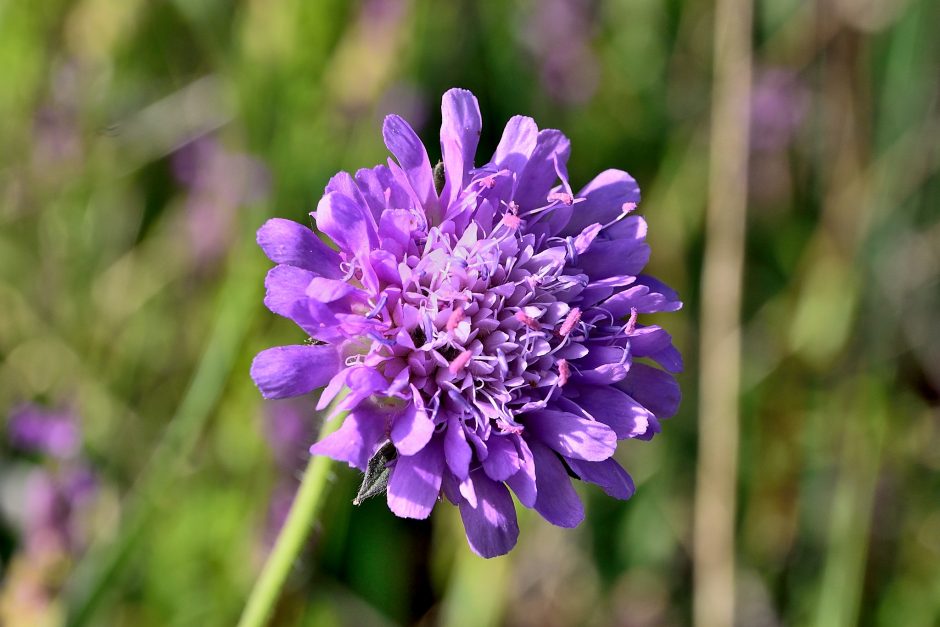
4, 404, 98, 555
251, 89, 681, 557
8, 404, 80, 460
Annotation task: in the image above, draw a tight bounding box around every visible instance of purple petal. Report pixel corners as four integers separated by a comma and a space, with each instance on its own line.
573, 223, 603, 254
383, 115, 440, 224
629, 326, 672, 356
440, 88, 482, 207
251, 344, 340, 400
604, 214, 648, 242
566, 457, 635, 500
514, 129, 571, 211
391, 401, 434, 456
335, 367, 391, 412
482, 435, 521, 482
617, 363, 681, 419
458, 474, 477, 507
505, 437, 537, 507
309, 407, 388, 471
578, 275, 637, 308
263, 265, 315, 318
603, 284, 681, 317
524, 409, 617, 461
492, 115, 539, 175
563, 169, 641, 236
355, 165, 411, 220
458, 469, 520, 558
316, 369, 349, 411
305, 277, 360, 303
629, 327, 683, 373
315, 191, 378, 254
379, 209, 420, 252
387, 438, 445, 519
634, 274, 683, 311
571, 385, 652, 439
256, 219, 342, 277
529, 439, 584, 527
575, 238, 650, 279
444, 413, 472, 479
325, 171, 367, 209
573, 361, 630, 385
649, 344, 684, 373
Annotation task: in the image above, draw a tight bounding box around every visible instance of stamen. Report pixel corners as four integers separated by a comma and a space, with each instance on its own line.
618, 343, 631, 365
624, 307, 638, 335
558, 307, 582, 337
557, 359, 570, 386
365, 293, 388, 319
496, 418, 524, 435
502, 213, 522, 229
478, 174, 498, 189
479, 390, 508, 422
547, 191, 574, 205
339, 259, 357, 282
548, 334, 570, 355
367, 331, 395, 346
600, 201, 641, 230
446, 308, 465, 331
514, 310, 541, 331
448, 349, 474, 375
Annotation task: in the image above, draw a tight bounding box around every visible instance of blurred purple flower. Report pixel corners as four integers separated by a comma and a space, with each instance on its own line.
250, 88, 682, 557
376, 82, 430, 135
263, 399, 315, 472
22, 465, 97, 555
260, 399, 316, 549
30, 63, 83, 175
750, 68, 810, 154
8, 404, 80, 460
4, 404, 98, 559
32, 106, 81, 169
172, 137, 270, 264
262, 482, 298, 551
521, 0, 600, 105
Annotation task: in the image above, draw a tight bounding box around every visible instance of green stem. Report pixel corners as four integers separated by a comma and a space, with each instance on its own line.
236, 415, 341, 627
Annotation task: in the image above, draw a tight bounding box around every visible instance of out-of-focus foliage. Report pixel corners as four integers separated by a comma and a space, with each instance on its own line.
0, 0, 938, 625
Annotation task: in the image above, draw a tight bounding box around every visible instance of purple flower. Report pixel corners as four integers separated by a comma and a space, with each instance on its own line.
22, 465, 97, 555
750, 68, 809, 154
263, 399, 315, 472
250, 89, 681, 557
521, 0, 600, 105
8, 404, 80, 460
172, 137, 270, 265
260, 399, 316, 550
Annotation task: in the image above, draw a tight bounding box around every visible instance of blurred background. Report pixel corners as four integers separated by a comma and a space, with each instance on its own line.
1, 0, 938, 625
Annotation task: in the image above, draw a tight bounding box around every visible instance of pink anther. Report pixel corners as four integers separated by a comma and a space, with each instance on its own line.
448, 350, 474, 375
558, 307, 581, 337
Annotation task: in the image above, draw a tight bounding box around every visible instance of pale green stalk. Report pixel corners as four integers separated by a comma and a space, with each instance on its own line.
236, 412, 342, 627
